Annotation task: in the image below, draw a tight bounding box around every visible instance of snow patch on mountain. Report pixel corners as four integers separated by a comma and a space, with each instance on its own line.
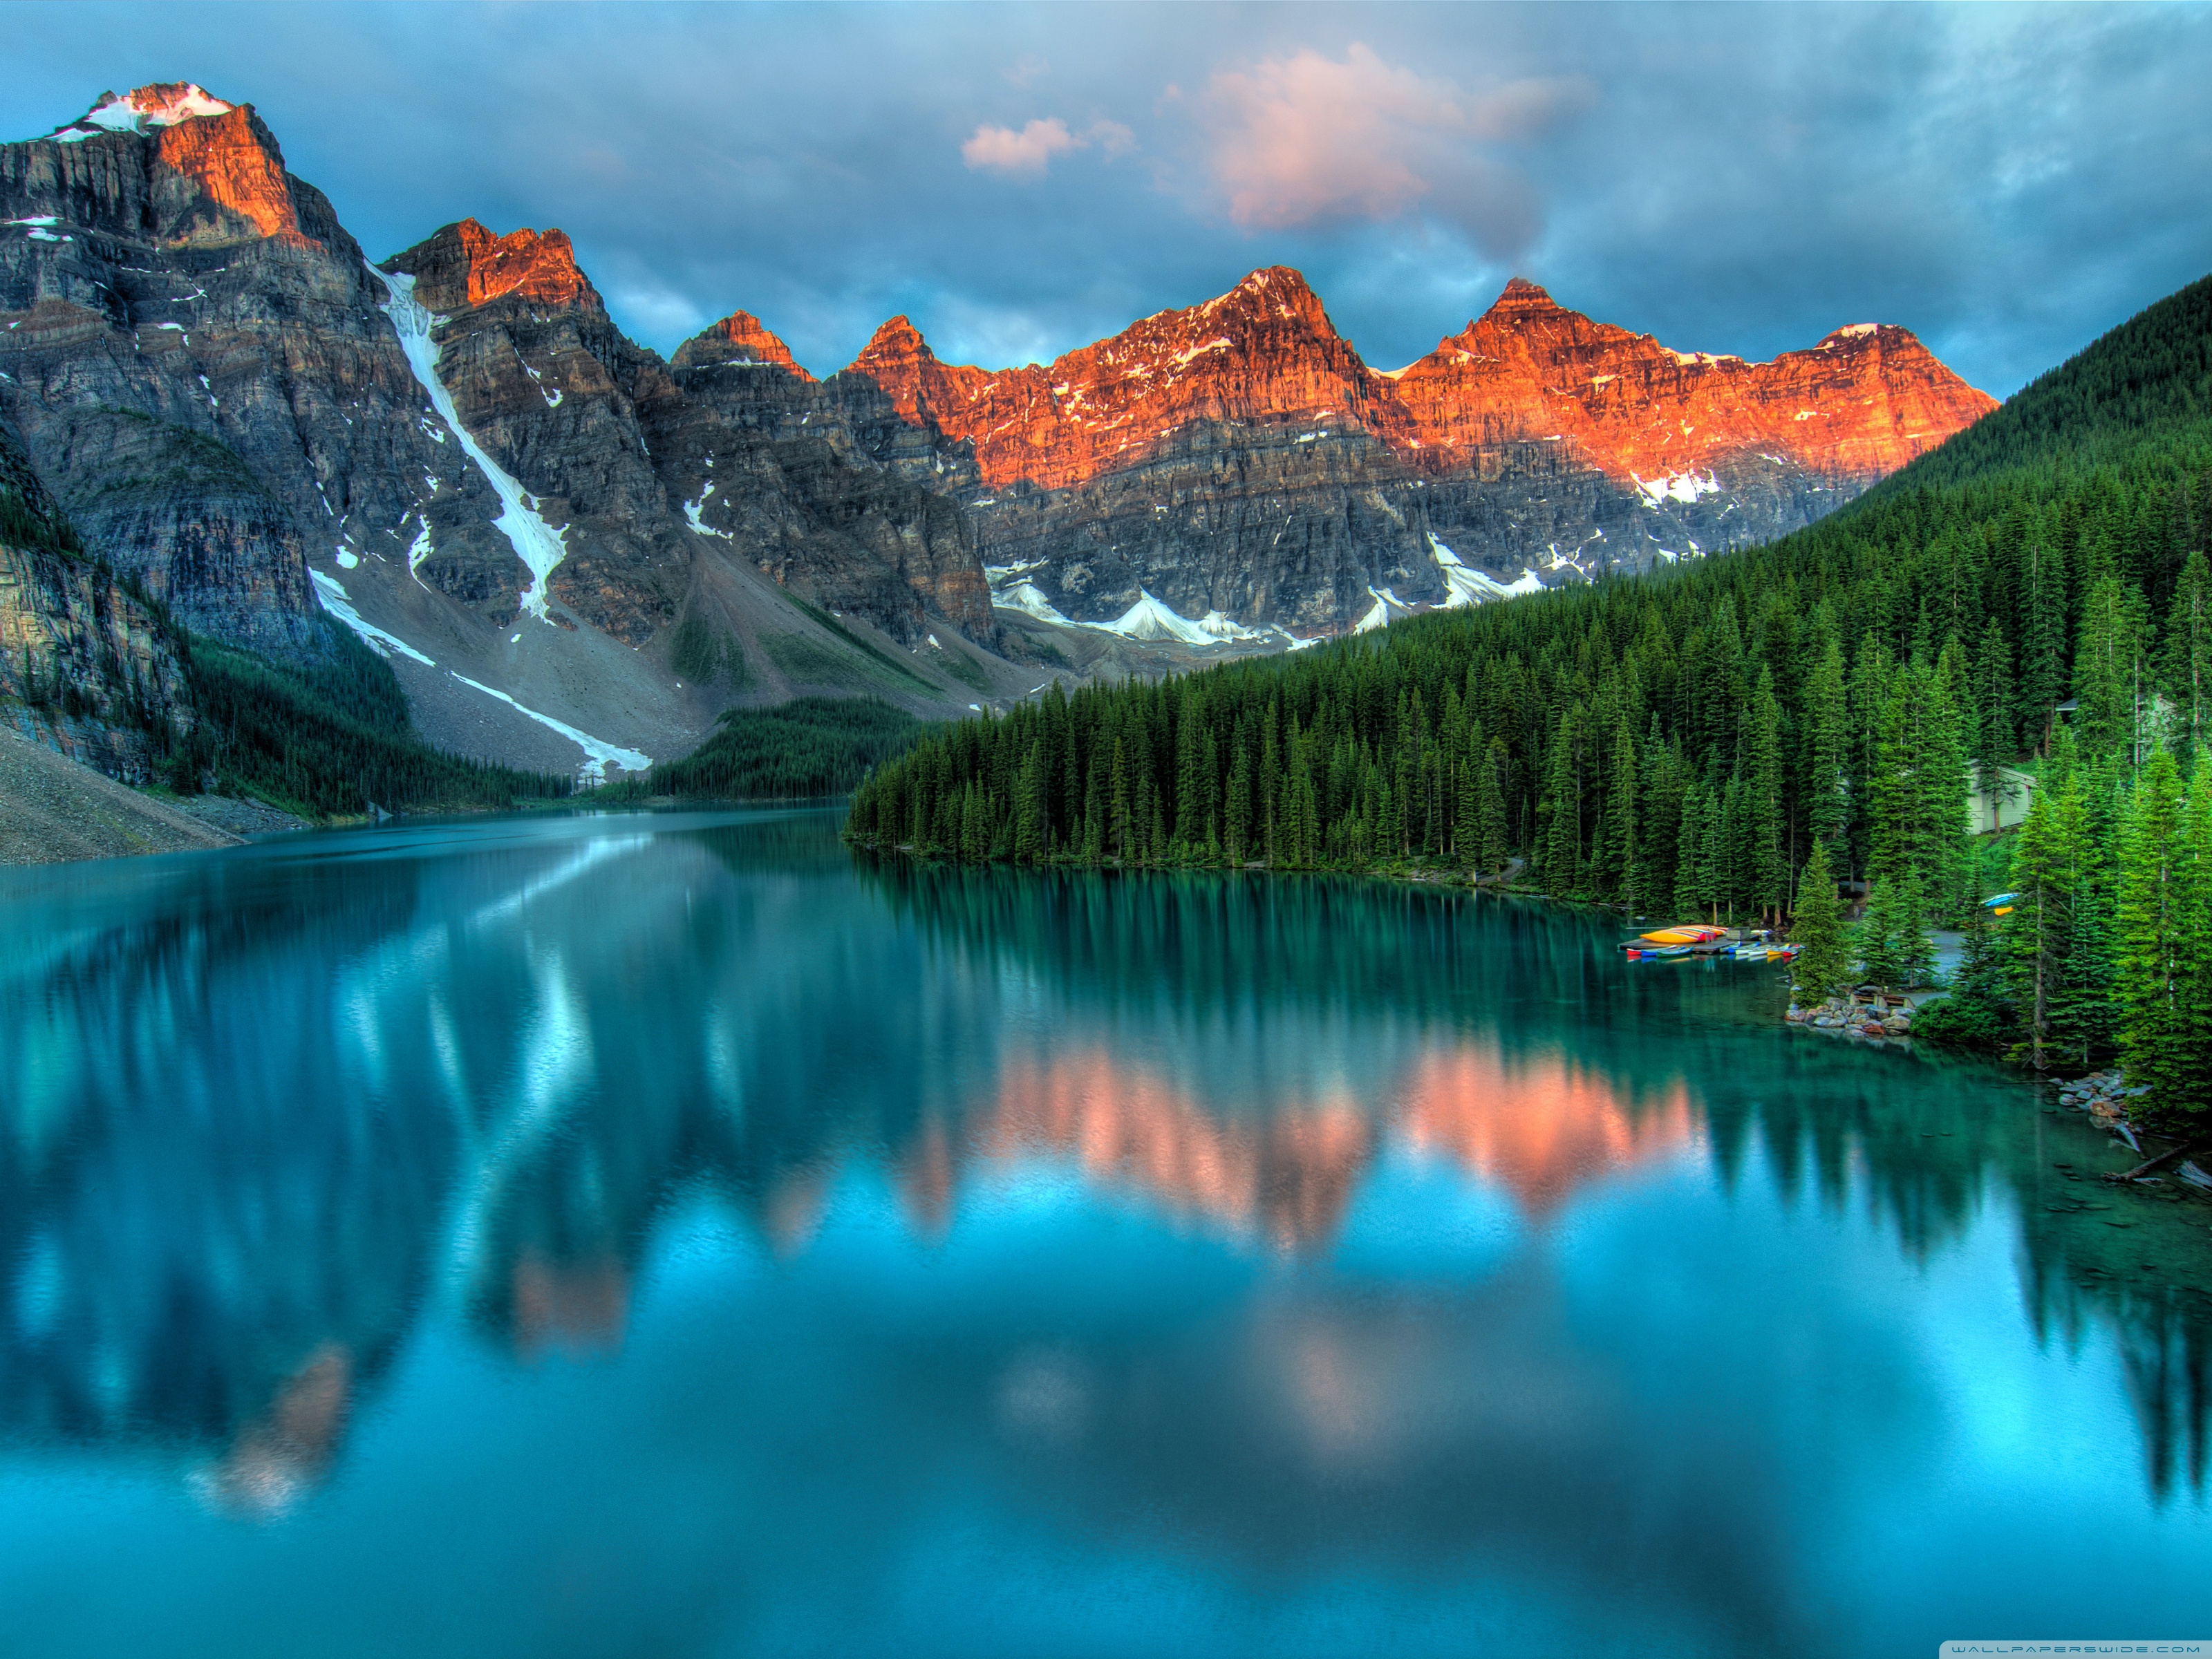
446, 672, 650, 782
683, 482, 731, 539
991, 581, 1074, 626
310, 569, 435, 666
54, 85, 233, 142
371, 265, 572, 621
1092, 590, 1224, 646
1631, 469, 1723, 507
1353, 587, 1409, 635
1428, 534, 1546, 606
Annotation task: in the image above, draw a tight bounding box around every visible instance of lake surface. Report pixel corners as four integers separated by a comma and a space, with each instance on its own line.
1, 807, 2207, 1658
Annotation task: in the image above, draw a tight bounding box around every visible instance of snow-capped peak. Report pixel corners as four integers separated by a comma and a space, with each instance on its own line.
54, 84, 234, 142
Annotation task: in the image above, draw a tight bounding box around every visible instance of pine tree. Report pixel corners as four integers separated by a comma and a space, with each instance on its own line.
2072, 573, 2153, 765
2161, 550, 2212, 765
2062, 756, 2125, 1061
1747, 666, 1787, 922
2005, 778, 2074, 1069
1455, 715, 1483, 863
1110, 735, 1132, 860
1015, 740, 1045, 862
1971, 616, 2020, 829
2117, 746, 2188, 1105
1859, 872, 1935, 988
1788, 841, 1852, 1003
1713, 773, 1742, 922
1672, 785, 1710, 922
1542, 707, 1584, 898
2018, 513, 2070, 754
1806, 635, 1850, 854
1847, 632, 1894, 879
1225, 743, 1252, 865
1477, 735, 1510, 877
2171, 751, 2212, 1118
1600, 715, 1639, 910
1638, 718, 1683, 915
1927, 640, 1973, 911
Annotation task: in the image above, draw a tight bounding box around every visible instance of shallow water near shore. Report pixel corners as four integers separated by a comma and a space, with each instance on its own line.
1, 807, 2207, 1658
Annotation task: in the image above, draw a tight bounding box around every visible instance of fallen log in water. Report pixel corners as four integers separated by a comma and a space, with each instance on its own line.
2103, 1137, 2211, 1185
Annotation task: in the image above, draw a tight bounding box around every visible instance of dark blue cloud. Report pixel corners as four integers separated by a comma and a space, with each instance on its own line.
4, 1, 2207, 395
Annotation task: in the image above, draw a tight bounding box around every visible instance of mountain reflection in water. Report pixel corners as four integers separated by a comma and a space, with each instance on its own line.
0, 809, 2207, 1659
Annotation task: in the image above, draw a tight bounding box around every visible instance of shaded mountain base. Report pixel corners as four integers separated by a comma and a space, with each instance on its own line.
0, 723, 238, 864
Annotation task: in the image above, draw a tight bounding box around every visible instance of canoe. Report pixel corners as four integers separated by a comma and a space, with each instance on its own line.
1636, 926, 1725, 946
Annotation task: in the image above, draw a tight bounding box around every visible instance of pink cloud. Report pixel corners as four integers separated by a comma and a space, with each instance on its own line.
962, 117, 1138, 179
963, 118, 1083, 177
1203, 44, 1588, 250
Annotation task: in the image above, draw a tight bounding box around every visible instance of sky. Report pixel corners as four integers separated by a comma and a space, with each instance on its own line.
6, 1, 2209, 397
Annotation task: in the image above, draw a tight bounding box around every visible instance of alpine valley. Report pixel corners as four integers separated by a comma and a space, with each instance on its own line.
0, 83, 1992, 796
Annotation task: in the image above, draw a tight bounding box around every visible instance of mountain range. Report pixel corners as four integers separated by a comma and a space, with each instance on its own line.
0, 83, 1994, 782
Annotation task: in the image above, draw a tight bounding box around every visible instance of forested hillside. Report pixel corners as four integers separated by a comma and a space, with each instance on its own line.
846, 273, 2212, 1112
607, 696, 920, 803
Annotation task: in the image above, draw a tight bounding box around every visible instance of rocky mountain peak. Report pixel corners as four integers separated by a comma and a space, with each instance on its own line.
1483, 276, 1566, 317
836, 262, 1418, 492
1208, 264, 1326, 319
384, 220, 603, 315
1813, 321, 1907, 353
454, 220, 599, 310
1387, 277, 1996, 485
35, 83, 307, 245
688, 310, 814, 380
852, 315, 938, 373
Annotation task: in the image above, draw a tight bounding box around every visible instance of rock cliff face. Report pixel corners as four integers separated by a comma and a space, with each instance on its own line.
0, 415, 190, 782
1, 86, 1012, 781
664, 307, 994, 640
379, 220, 998, 650
0, 84, 503, 657
839, 271, 1996, 635
1389, 277, 1997, 491
848, 268, 1418, 492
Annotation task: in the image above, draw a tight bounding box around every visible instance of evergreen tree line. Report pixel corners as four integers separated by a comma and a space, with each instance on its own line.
598, 695, 921, 802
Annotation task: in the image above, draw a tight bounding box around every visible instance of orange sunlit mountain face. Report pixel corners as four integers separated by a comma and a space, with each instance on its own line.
1397, 1045, 1698, 1217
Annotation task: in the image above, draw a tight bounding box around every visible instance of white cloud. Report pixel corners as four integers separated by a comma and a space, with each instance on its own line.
961, 116, 1137, 178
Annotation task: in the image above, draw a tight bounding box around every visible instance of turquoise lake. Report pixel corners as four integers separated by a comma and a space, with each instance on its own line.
1, 807, 2206, 1657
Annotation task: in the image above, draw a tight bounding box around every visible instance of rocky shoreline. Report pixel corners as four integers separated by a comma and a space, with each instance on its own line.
1784, 990, 1920, 1042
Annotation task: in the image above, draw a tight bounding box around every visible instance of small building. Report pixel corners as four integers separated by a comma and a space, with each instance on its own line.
1968, 765, 2036, 835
